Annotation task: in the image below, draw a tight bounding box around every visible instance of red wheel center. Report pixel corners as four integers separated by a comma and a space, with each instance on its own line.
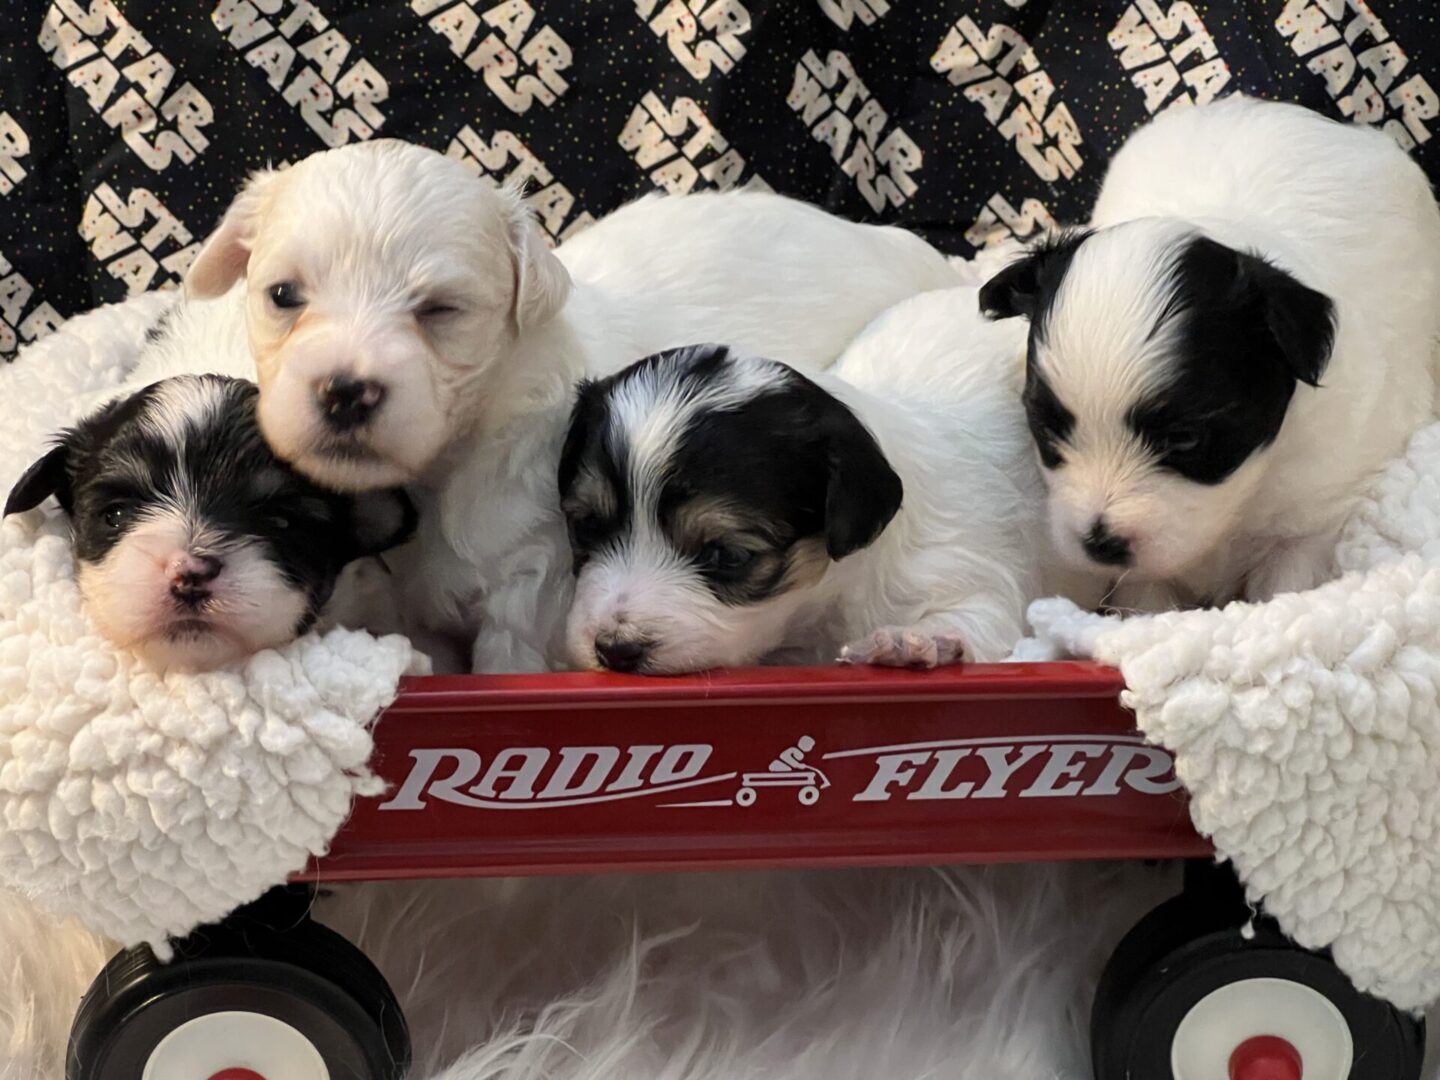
208, 1070, 267, 1080
1230, 1036, 1302, 1080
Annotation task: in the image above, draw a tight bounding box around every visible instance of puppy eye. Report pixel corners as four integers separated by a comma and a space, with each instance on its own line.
102, 503, 131, 531
699, 542, 753, 574
268, 512, 292, 532
569, 514, 605, 549
1162, 429, 1205, 455
416, 301, 460, 320
1034, 437, 1064, 470
268, 282, 306, 311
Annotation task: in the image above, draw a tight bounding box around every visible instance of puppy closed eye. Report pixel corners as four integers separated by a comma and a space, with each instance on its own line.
265, 497, 333, 533
1022, 375, 1074, 470
1028, 422, 1065, 469
1157, 428, 1205, 456
567, 512, 615, 552
266, 509, 297, 532
415, 300, 462, 321
697, 541, 755, 577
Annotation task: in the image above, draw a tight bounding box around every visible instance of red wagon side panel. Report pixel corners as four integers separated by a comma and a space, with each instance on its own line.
306, 663, 1209, 882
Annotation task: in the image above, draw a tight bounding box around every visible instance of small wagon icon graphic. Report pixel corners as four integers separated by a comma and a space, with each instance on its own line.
734, 736, 830, 807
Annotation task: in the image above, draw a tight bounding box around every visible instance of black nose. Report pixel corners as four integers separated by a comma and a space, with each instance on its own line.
595, 637, 650, 673
318, 375, 386, 431
170, 554, 223, 603
1082, 520, 1132, 567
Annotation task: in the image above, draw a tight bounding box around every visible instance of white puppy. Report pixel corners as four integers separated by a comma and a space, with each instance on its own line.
559, 287, 1046, 674
184, 140, 960, 670
979, 95, 1440, 610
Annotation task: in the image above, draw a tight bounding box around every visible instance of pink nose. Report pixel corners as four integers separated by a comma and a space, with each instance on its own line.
166, 553, 222, 590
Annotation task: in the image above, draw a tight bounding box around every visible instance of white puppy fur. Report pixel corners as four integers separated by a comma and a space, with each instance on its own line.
184, 139, 961, 671
560, 288, 1054, 674
980, 95, 1440, 610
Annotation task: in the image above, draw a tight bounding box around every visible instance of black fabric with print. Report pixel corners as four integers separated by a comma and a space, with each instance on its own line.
2, 0, 1437, 359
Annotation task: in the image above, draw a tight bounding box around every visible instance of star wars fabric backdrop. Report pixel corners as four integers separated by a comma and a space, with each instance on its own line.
2, 0, 1438, 360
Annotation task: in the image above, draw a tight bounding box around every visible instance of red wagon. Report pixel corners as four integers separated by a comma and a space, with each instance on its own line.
65, 664, 1425, 1080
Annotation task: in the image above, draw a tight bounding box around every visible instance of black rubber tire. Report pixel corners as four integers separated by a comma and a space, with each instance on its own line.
67, 909, 410, 1079
1092, 893, 1425, 1080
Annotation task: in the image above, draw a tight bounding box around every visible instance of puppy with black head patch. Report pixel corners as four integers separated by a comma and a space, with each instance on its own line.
4, 374, 414, 671
980, 95, 1440, 610
559, 286, 1044, 674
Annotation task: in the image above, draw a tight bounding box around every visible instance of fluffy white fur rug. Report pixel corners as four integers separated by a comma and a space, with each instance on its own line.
1, 862, 1192, 1080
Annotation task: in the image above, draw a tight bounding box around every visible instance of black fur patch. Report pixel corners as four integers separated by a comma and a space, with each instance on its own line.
993, 227, 1337, 486
1126, 235, 1336, 485
1021, 363, 1075, 470
6, 374, 415, 636
559, 344, 903, 604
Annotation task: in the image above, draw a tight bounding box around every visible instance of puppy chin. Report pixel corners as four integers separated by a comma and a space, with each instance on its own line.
283, 445, 417, 493
133, 626, 252, 673
256, 393, 436, 492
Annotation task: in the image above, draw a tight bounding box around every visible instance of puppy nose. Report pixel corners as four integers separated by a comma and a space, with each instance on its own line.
168, 553, 222, 599
317, 374, 386, 431
1082, 519, 1132, 567
595, 636, 650, 673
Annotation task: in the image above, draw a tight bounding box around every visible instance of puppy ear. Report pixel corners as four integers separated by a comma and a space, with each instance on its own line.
503, 187, 572, 333
186, 168, 282, 299
348, 488, 418, 558
558, 378, 607, 497
1243, 253, 1337, 388
5, 445, 70, 517
978, 230, 1090, 322
978, 256, 1043, 321
821, 404, 903, 560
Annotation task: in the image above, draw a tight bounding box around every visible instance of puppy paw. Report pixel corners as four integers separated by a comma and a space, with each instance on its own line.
839, 626, 966, 669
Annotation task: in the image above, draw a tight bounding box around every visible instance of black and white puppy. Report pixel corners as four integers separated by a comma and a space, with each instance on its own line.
4, 375, 415, 671
559, 295, 1044, 674
980, 95, 1440, 609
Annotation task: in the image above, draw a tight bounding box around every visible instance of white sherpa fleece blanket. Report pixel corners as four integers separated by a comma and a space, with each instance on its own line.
0, 293, 422, 956
1018, 418, 1440, 1013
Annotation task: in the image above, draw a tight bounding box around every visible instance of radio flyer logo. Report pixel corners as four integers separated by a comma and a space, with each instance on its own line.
380, 733, 1180, 812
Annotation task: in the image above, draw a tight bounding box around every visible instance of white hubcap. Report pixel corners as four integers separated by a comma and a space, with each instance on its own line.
1171, 977, 1353, 1079
142, 1010, 330, 1080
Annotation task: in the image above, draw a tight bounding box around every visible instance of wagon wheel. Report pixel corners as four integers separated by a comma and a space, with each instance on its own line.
798, 785, 820, 805
67, 893, 410, 1080
735, 786, 757, 806
1091, 891, 1424, 1080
